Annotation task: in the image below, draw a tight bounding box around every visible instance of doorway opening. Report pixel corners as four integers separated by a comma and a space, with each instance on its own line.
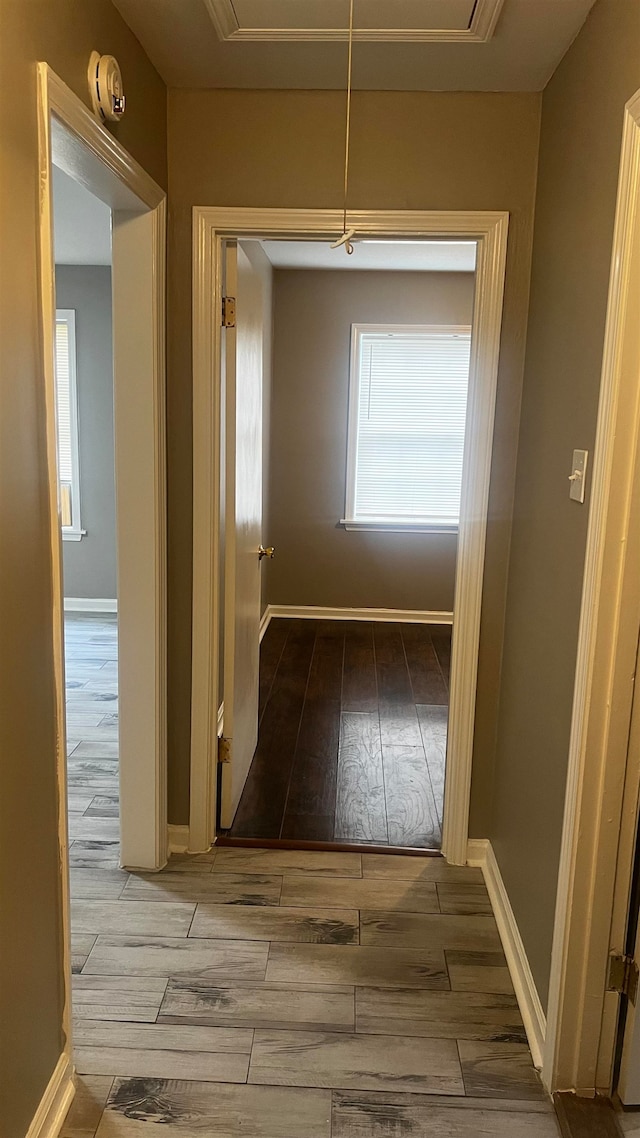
52, 169, 121, 865
37, 64, 167, 1073
220, 238, 476, 850
190, 208, 508, 865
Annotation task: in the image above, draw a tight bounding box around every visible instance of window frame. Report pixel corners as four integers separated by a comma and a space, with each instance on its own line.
55, 308, 84, 541
343, 322, 472, 533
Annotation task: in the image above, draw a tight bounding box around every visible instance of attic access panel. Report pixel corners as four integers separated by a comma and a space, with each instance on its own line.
204, 0, 506, 42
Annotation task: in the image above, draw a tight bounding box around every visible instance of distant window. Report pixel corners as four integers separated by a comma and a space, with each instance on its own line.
343, 324, 472, 531
55, 310, 83, 540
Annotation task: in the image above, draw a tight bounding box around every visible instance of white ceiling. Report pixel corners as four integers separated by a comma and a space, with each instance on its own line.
260, 239, 477, 272
52, 166, 112, 266
112, 0, 597, 91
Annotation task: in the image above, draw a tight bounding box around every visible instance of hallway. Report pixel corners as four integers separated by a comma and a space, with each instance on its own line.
63, 622, 556, 1137
64, 842, 557, 1136
229, 618, 450, 847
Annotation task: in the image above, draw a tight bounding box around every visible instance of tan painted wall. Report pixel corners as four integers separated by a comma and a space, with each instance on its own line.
0, 4, 165, 1133
167, 88, 541, 823
267, 268, 475, 611
490, 0, 640, 1012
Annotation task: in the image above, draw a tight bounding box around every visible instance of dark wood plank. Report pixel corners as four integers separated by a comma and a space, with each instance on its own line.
335, 713, 388, 843
416, 705, 448, 824
280, 814, 336, 842
258, 617, 290, 721
553, 1093, 623, 1138
373, 622, 414, 706
379, 704, 423, 747
430, 625, 452, 688
382, 744, 441, 848
305, 621, 345, 702
342, 622, 378, 713
230, 620, 316, 837
400, 623, 449, 705
282, 698, 341, 823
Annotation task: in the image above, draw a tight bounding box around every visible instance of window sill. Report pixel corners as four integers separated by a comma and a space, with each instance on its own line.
340, 519, 459, 535
62, 528, 86, 542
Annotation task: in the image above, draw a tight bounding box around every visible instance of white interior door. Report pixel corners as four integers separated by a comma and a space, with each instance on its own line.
221, 241, 264, 827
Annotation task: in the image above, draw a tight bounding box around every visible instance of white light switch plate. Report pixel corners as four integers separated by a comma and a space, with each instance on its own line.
569, 449, 588, 503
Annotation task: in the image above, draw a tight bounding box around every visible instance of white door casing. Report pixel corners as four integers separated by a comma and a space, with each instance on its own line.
542, 90, 640, 1095
190, 207, 508, 857
221, 242, 264, 827
37, 63, 167, 1080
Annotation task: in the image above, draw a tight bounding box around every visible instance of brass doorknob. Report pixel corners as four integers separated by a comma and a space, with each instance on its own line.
258, 545, 275, 560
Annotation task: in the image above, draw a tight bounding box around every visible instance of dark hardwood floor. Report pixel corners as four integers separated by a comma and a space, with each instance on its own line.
226, 618, 450, 849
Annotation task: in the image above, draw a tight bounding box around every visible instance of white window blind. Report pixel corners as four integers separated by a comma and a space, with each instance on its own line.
54, 310, 82, 537
345, 324, 472, 529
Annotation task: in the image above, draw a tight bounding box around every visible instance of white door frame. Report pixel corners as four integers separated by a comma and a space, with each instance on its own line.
543, 90, 640, 1095
36, 64, 167, 1066
190, 206, 508, 858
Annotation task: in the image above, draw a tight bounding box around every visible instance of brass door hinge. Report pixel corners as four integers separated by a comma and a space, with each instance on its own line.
222, 296, 236, 328
218, 736, 232, 764
608, 953, 639, 1004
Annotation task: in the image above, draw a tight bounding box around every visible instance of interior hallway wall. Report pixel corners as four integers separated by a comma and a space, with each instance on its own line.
490, 0, 640, 1012
268, 268, 474, 612
167, 88, 541, 824
0, 3, 166, 1134
56, 265, 117, 601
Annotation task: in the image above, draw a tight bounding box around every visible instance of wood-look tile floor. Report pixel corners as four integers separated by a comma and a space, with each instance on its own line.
229, 618, 451, 848
63, 617, 558, 1137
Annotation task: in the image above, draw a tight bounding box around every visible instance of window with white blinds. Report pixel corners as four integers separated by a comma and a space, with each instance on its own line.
54, 310, 82, 537
344, 324, 472, 530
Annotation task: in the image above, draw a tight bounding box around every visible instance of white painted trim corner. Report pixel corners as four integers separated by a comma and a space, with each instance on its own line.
167, 824, 191, 854
259, 607, 272, 642
468, 839, 546, 1071
63, 597, 118, 614
263, 604, 453, 626
25, 1052, 75, 1138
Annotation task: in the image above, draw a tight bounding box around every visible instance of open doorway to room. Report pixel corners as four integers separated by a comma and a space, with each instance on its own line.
222, 237, 477, 850
52, 168, 121, 864
190, 207, 507, 865
37, 65, 167, 1068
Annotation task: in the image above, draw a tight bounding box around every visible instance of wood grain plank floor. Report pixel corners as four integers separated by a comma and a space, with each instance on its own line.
63, 621, 550, 1138
229, 618, 451, 847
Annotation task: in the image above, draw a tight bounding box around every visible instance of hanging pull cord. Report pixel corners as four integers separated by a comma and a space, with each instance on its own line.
331, 0, 356, 255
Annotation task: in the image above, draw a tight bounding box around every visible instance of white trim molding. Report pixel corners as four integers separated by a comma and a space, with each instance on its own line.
36, 63, 167, 1076
543, 90, 640, 1096
265, 604, 454, 626
63, 597, 117, 614
204, 0, 504, 42
468, 839, 546, 1070
259, 607, 271, 643
25, 1053, 75, 1138
168, 824, 191, 854
190, 207, 508, 858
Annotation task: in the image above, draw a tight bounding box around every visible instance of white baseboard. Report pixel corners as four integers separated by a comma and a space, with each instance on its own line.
259, 607, 272, 642
264, 604, 453, 626
63, 597, 117, 614
167, 824, 190, 854
25, 1052, 75, 1138
467, 838, 546, 1070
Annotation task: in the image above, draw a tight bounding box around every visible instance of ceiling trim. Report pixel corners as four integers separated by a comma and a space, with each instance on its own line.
203, 0, 505, 43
